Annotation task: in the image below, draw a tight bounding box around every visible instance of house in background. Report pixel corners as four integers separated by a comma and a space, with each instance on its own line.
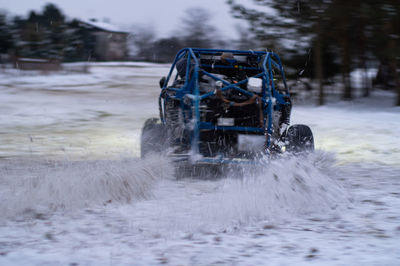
78, 19, 129, 61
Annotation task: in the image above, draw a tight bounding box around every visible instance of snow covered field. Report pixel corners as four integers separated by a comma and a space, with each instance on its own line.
0, 63, 399, 265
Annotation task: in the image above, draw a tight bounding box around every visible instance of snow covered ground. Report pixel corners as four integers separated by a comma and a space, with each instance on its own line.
0, 63, 399, 265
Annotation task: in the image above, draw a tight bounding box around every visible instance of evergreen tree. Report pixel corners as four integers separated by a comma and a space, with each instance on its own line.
227, 0, 400, 105
15, 4, 67, 60
227, 0, 334, 105
63, 19, 91, 61
0, 12, 13, 55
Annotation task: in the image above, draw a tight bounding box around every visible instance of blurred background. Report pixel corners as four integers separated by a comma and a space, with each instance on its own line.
0, 0, 399, 106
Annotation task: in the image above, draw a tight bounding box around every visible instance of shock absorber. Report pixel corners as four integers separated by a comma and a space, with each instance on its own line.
280, 96, 292, 127
165, 100, 183, 146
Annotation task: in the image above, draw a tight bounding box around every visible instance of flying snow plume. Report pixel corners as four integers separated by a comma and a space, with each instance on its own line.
212, 151, 351, 225
143, 151, 352, 234
0, 154, 173, 219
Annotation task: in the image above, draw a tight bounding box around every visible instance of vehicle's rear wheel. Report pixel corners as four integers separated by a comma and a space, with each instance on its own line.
284, 124, 314, 153
140, 118, 167, 158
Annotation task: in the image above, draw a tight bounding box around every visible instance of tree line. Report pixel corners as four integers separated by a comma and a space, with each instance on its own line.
226, 0, 400, 105
0, 4, 225, 63
0, 2, 399, 105
129, 7, 225, 63
0, 4, 99, 62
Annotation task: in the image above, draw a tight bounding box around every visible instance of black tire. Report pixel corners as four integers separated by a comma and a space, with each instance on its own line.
140, 118, 167, 158
284, 124, 314, 153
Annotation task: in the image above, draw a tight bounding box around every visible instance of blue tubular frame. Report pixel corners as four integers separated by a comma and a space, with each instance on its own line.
159, 48, 289, 164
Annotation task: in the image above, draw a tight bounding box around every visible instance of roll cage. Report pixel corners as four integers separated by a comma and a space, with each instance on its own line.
158, 48, 291, 164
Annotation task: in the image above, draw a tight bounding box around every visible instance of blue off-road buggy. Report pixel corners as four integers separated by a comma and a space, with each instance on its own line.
141, 48, 314, 165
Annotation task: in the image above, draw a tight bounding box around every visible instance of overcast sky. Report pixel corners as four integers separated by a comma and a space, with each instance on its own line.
0, 0, 242, 38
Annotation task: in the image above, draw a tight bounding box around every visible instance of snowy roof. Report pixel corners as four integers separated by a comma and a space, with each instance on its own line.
78, 19, 128, 34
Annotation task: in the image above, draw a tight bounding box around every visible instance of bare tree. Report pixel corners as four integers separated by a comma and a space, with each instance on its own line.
177, 7, 219, 48
128, 24, 156, 61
